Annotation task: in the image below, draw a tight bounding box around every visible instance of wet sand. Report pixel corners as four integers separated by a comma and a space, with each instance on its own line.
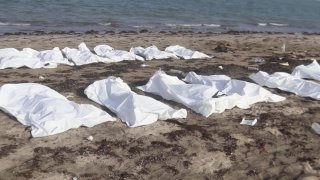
0, 32, 319, 179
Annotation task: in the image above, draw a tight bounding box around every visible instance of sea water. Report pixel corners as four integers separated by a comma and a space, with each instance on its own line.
0, 0, 319, 34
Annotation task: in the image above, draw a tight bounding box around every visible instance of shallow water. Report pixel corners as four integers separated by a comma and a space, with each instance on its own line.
0, 0, 319, 33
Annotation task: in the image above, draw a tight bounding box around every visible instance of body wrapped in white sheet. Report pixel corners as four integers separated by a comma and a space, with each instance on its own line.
291, 60, 320, 81
165, 45, 211, 60
130, 45, 178, 60
137, 71, 256, 117
94, 45, 144, 61
84, 77, 187, 127
0, 47, 72, 69
183, 72, 285, 108
250, 71, 320, 100
0, 83, 115, 137
62, 42, 115, 65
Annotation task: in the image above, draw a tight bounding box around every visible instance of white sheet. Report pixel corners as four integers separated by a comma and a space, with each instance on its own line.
183, 72, 285, 109
183, 72, 231, 91
250, 71, 320, 100
94, 44, 144, 61
291, 60, 320, 81
84, 77, 187, 127
240, 117, 257, 126
62, 42, 115, 65
0, 83, 115, 137
0, 47, 73, 69
130, 45, 178, 60
165, 45, 211, 60
137, 70, 256, 117
312, 122, 320, 135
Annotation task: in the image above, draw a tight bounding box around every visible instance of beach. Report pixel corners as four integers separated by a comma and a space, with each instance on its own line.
0, 32, 319, 179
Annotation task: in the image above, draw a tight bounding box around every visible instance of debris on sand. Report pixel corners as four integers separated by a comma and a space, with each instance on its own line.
311, 123, 320, 135
255, 57, 266, 65
87, 136, 94, 141
167, 69, 186, 77
279, 62, 289, 66
214, 43, 230, 52
247, 67, 259, 71
281, 43, 286, 53
303, 162, 320, 175
240, 117, 257, 126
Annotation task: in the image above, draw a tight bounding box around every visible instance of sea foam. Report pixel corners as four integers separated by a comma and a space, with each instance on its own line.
0, 22, 30, 26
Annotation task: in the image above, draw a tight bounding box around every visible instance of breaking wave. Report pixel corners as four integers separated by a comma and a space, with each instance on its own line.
0, 22, 31, 26
165, 23, 221, 27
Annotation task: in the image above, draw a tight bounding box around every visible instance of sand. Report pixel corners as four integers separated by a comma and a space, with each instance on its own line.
0, 32, 319, 179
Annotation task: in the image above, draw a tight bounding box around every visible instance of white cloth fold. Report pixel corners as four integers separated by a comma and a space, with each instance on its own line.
183, 72, 285, 108
0, 83, 115, 137
62, 42, 115, 65
291, 60, 320, 81
94, 44, 144, 61
250, 71, 320, 100
85, 77, 187, 127
130, 45, 178, 60
0, 47, 73, 69
165, 45, 211, 59
137, 70, 256, 117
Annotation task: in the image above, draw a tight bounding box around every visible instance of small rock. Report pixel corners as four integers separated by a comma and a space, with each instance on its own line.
85, 30, 98, 34
39, 76, 45, 80
265, 127, 283, 136
218, 65, 223, 70
214, 43, 229, 52
139, 29, 149, 33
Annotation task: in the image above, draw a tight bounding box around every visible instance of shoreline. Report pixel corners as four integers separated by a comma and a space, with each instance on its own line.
2, 29, 320, 36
